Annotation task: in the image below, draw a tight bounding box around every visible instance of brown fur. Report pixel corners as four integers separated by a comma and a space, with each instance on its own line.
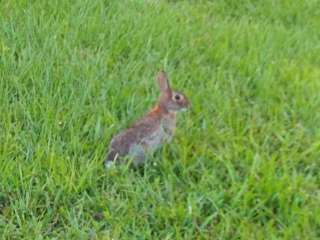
105, 71, 189, 168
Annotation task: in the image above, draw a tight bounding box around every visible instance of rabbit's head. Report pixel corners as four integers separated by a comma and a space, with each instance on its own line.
156, 71, 190, 112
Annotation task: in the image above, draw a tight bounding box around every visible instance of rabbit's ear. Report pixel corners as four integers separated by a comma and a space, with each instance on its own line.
157, 71, 171, 93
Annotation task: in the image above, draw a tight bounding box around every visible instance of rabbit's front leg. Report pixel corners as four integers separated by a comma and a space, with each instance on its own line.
129, 144, 146, 167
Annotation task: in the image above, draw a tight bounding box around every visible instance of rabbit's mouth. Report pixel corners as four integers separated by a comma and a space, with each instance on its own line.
178, 107, 188, 112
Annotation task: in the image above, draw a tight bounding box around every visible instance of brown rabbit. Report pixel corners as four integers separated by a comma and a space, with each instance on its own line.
105, 71, 190, 168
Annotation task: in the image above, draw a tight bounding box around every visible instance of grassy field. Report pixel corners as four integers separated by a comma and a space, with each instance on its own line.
1, 0, 320, 239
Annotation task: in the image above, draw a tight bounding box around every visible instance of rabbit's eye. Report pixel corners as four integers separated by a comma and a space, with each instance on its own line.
174, 94, 181, 101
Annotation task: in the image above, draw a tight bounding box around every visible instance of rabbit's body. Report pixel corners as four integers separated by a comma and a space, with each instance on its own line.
105, 71, 189, 168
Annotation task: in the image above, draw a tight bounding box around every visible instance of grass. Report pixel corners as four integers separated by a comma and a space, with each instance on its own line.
0, 0, 320, 239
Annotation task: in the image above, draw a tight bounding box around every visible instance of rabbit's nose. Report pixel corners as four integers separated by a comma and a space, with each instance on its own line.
187, 100, 191, 108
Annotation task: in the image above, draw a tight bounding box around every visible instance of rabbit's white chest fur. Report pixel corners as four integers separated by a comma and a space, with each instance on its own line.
126, 114, 175, 166
141, 112, 176, 152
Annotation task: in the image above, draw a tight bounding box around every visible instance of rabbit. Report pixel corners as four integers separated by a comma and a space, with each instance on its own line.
105, 71, 190, 168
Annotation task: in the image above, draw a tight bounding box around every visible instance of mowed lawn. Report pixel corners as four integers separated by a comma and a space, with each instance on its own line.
1, 0, 320, 239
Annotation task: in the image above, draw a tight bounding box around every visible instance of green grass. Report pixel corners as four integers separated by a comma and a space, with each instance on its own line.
1, 0, 320, 239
